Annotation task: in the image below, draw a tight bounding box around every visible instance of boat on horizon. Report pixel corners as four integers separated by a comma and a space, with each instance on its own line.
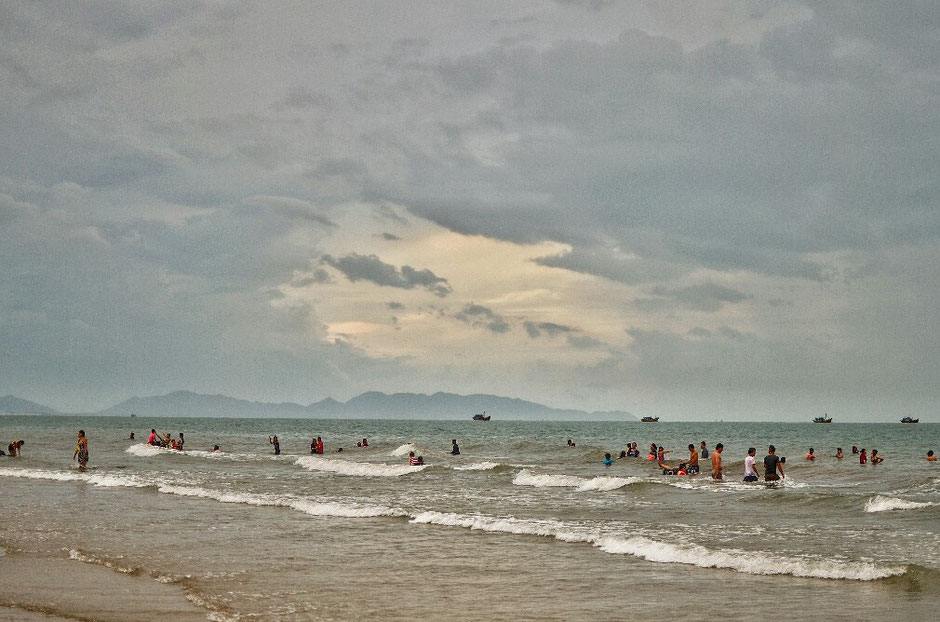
640, 416, 659, 423
900, 416, 919, 424
813, 415, 832, 423
472, 411, 491, 421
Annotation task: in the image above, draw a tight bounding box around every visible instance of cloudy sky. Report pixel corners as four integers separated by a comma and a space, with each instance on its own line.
1, 1, 937, 419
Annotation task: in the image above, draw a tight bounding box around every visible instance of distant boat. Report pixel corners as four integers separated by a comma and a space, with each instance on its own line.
472, 411, 491, 421
900, 417, 919, 424
640, 416, 659, 423
813, 415, 832, 423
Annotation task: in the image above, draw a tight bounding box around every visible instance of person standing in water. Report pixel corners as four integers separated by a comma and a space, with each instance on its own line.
269, 435, 280, 455
763, 445, 784, 482
451, 439, 460, 455
72, 430, 88, 471
700, 441, 710, 460
743, 447, 759, 482
710, 443, 723, 480
687, 444, 700, 474
859, 448, 868, 464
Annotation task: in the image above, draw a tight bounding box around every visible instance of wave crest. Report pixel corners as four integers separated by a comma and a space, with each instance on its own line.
864, 495, 936, 513
295, 456, 424, 477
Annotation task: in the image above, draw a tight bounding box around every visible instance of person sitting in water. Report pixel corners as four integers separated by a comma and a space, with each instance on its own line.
658, 459, 688, 476
212, 445, 221, 452
870, 449, 884, 465
835, 447, 844, 459
361, 438, 368, 447
602, 452, 613, 466
618, 450, 627, 459
408, 451, 422, 466
567, 439, 575, 447
805, 447, 816, 461
927, 450, 936, 462
627, 442, 639, 458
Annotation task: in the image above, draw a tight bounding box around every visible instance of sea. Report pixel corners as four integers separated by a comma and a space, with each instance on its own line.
1, 415, 938, 621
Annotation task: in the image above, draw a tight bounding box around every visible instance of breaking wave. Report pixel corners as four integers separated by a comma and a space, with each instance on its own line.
411, 510, 906, 581
864, 495, 937, 513
294, 455, 424, 477
512, 469, 641, 492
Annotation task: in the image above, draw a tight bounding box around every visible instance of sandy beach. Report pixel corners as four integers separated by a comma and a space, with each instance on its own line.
0, 552, 209, 621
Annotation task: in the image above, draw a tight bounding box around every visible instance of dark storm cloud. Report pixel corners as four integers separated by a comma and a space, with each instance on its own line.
321, 253, 452, 297
524, 321, 574, 339
641, 283, 750, 313
456, 303, 511, 334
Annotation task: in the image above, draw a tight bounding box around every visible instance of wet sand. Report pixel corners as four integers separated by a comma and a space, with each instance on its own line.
0, 553, 209, 621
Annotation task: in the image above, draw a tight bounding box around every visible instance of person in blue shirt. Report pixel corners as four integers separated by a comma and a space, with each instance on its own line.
602, 452, 613, 466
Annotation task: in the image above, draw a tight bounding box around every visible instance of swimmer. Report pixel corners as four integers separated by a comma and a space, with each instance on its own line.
603, 452, 613, 466
928, 450, 936, 462
805, 447, 816, 461
567, 438, 575, 447
835, 447, 843, 459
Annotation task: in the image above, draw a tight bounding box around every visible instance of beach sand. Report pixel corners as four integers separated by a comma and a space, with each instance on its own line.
0, 553, 209, 621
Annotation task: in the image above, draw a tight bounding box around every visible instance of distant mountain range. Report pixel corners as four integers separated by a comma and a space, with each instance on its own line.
1, 390, 634, 421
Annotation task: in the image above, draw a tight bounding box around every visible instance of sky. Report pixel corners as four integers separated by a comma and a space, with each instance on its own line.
1, 1, 938, 420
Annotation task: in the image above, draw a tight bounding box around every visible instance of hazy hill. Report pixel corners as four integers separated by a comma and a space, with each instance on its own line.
100, 390, 634, 420
2, 391, 634, 421
0, 395, 62, 415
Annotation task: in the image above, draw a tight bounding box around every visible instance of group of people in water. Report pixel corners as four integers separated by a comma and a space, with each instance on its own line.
146, 429, 184, 451
600, 439, 936, 482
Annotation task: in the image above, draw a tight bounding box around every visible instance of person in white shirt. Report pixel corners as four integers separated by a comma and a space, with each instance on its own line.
743, 447, 759, 482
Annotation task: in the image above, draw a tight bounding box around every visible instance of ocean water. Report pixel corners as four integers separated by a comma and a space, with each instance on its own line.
1, 415, 938, 620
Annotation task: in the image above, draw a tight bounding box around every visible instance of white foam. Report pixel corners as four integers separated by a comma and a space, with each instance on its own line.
0, 467, 87, 482
125, 443, 175, 457
512, 470, 586, 488
68, 549, 137, 574
289, 499, 406, 518
411, 511, 592, 542
512, 470, 640, 492
454, 462, 500, 471
295, 455, 424, 477
864, 495, 936, 513
594, 535, 905, 580
576, 476, 643, 492
390, 443, 416, 457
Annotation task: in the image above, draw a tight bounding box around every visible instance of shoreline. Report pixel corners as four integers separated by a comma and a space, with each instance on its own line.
0, 551, 212, 622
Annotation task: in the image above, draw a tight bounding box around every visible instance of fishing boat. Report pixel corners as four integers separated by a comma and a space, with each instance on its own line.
472, 411, 490, 421
900, 417, 919, 424
813, 415, 832, 423
640, 416, 659, 423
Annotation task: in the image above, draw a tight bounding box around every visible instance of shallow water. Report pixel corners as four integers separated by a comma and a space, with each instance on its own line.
1, 416, 938, 620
